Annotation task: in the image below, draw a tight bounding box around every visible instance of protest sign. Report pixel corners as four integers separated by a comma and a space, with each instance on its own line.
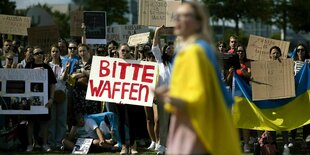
127, 32, 150, 47
161, 27, 174, 36
84, 11, 107, 44
86, 56, 158, 107
138, 0, 181, 27
107, 25, 149, 43
72, 138, 93, 154
27, 25, 59, 53
0, 14, 31, 36
246, 35, 290, 60
70, 10, 84, 36
0, 69, 48, 115
251, 59, 295, 101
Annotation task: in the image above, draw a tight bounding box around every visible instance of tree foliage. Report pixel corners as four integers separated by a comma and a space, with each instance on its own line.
72, 0, 129, 25
0, 0, 16, 15
287, 0, 310, 32
203, 0, 273, 35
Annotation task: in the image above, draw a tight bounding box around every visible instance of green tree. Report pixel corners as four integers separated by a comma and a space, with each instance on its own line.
287, 0, 310, 32
27, 4, 70, 38
72, 0, 129, 25
0, 0, 16, 15
203, 0, 273, 36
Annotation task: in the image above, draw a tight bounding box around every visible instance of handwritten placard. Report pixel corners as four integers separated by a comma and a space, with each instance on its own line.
0, 14, 31, 36
70, 10, 84, 37
138, 0, 181, 27
27, 25, 60, 53
161, 27, 174, 36
107, 25, 149, 43
127, 32, 150, 47
0, 69, 48, 115
246, 35, 290, 60
251, 59, 295, 101
86, 56, 158, 107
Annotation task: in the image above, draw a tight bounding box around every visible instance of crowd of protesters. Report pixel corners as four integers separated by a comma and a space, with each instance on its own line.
1, 1, 310, 155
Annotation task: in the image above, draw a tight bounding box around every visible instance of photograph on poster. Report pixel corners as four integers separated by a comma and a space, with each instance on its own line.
6, 80, 25, 94
31, 83, 44, 92
0, 97, 30, 110
0, 96, 44, 111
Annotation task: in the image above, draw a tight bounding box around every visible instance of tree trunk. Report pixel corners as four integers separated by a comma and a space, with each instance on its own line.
235, 17, 239, 36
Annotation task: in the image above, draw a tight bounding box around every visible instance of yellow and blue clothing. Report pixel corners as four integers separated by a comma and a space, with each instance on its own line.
233, 63, 310, 131
61, 55, 79, 74
87, 112, 121, 148
166, 40, 241, 155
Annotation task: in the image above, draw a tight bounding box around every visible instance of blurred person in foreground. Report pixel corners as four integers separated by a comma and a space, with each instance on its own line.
156, 1, 241, 155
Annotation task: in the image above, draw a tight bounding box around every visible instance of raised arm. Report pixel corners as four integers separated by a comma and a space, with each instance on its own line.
153, 25, 165, 47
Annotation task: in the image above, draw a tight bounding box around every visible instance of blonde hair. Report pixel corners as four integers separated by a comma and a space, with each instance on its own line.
175, 1, 215, 49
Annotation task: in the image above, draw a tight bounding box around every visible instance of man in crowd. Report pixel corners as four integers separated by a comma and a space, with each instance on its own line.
228, 35, 238, 54
17, 46, 33, 68
107, 40, 118, 57
58, 38, 68, 59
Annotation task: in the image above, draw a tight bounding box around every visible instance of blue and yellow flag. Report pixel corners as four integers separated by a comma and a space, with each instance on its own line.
166, 40, 241, 155
232, 63, 310, 131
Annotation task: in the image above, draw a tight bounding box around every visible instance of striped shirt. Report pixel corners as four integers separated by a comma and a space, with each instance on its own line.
294, 61, 305, 75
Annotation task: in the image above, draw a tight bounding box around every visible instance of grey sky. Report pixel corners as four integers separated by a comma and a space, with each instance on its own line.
11, 0, 72, 9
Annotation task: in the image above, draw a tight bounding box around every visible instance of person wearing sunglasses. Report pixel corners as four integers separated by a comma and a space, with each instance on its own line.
62, 41, 79, 75
25, 46, 57, 152
3, 51, 17, 68
116, 43, 138, 155
286, 43, 310, 150
155, 2, 241, 155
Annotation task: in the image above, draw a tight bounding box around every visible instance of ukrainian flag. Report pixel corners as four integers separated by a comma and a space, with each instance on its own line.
232, 63, 310, 131
166, 40, 241, 155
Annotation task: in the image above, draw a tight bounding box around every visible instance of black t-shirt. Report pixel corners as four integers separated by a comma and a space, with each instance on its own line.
25, 62, 57, 98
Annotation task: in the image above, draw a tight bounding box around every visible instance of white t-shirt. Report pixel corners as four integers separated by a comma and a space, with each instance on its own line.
152, 45, 172, 87
49, 62, 66, 91
76, 118, 99, 139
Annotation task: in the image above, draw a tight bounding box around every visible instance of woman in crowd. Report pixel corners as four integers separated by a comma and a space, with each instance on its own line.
270, 46, 282, 61
144, 50, 159, 152
156, 2, 241, 154
289, 43, 310, 148
47, 44, 67, 149
151, 25, 174, 154
25, 46, 57, 152
71, 44, 102, 116
62, 41, 79, 130
217, 41, 227, 53
116, 43, 138, 155
269, 46, 292, 154
293, 43, 310, 75
235, 45, 252, 153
